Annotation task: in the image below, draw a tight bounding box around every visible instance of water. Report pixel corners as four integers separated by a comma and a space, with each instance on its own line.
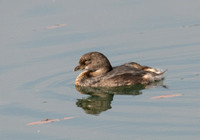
1, 0, 200, 140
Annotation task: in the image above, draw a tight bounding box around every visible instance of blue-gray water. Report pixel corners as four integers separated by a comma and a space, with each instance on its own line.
1, 1, 200, 140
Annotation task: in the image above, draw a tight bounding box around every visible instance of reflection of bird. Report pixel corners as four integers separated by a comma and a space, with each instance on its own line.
75, 80, 166, 115
74, 52, 166, 87
75, 85, 143, 115
76, 95, 113, 115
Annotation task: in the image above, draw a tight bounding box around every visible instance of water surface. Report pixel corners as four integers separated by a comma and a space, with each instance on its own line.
1, 0, 200, 140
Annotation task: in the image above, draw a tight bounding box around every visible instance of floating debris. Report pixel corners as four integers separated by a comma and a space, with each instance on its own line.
181, 24, 200, 28
151, 94, 182, 99
46, 24, 67, 29
27, 116, 75, 126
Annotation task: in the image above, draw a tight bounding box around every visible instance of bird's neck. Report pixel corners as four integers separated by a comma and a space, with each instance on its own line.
89, 68, 111, 77
75, 66, 112, 86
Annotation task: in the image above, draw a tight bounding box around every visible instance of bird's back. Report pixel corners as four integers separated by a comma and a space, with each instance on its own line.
86, 63, 165, 87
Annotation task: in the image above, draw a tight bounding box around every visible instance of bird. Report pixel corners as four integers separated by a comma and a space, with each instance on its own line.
74, 52, 166, 87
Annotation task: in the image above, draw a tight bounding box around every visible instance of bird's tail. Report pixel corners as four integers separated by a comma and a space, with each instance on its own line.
154, 69, 167, 81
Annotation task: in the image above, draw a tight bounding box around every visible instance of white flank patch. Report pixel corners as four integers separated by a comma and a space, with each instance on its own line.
143, 73, 154, 81
145, 68, 158, 73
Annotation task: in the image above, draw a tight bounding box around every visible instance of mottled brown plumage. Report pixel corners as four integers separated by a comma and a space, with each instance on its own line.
74, 52, 166, 87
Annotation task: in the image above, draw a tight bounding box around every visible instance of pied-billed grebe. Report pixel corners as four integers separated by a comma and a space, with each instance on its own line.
74, 52, 166, 87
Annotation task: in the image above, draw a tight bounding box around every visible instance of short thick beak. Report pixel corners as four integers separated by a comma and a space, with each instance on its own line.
74, 65, 82, 71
